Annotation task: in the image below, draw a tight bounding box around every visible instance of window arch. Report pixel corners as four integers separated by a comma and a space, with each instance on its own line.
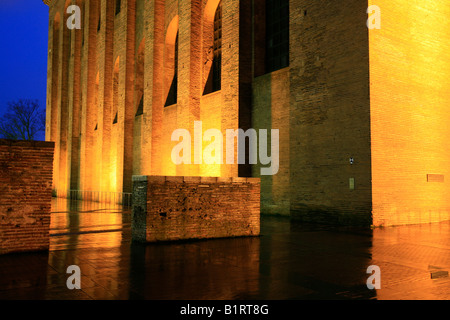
116, 0, 121, 15
94, 71, 99, 130
165, 34, 178, 106
113, 57, 120, 124
164, 16, 179, 107
135, 38, 145, 116
97, 0, 101, 33
203, 0, 222, 95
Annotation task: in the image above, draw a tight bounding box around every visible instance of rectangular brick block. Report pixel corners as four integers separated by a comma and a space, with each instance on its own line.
132, 175, 260, 242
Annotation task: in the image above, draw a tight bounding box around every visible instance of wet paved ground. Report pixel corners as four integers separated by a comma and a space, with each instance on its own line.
0, 198, 449, 300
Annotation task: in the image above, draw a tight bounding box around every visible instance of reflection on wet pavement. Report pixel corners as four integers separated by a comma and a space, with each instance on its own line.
372, 223, 450, 300
0, 198, 449, 300
49, 198, 130, 251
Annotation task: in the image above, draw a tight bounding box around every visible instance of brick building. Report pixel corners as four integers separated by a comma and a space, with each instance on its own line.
0, 140, 54, 254
44, 0, 450, 227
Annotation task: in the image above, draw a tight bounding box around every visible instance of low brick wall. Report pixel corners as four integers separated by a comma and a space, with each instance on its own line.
0, 139, 54, 254
132, 176, 260, 242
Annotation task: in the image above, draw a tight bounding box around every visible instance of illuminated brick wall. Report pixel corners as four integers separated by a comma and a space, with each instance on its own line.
369, 0, 450, 226
46, 0, 244, 200
287, 0, 372, 226
46, 0, 372, 224
0, 140, 54, 255
45, 0, 450, 227
132, 176, 260, 242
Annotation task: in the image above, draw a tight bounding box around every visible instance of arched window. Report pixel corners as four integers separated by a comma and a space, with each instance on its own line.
265, 0, 289, 73
165, 32, 178, 107
164, 15, 179, 107
113, 57, 120, 124
135, 39, 145, 116
116, 0, 121, 15
203, 1, 222, 95
94, 71, 99, 130
97, 2, 101, 33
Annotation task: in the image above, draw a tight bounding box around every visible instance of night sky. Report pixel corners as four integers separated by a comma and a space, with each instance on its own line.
0, 0, 49, 140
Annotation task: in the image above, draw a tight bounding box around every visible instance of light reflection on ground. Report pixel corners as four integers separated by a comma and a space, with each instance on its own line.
0, 198, 449, 300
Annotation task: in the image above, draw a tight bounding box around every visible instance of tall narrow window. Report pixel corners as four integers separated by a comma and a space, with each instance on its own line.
204, 1, 222, 95
266, 0, 289, 73
94, 72, 99, 130
97, 1, 101, 33
212, 2, 222, 92
165, 33, 178, 107
113, 58, 120, 124
136, 95, 144, 116
116, 0, 121, 15
135, 39, 145, 117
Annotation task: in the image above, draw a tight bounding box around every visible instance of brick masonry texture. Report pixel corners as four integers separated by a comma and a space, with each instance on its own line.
0, 139, 55, 255
45, 0, 450, 228
369, 0, 450, 226
287, 0, 372, 226
132, 176, 260, 242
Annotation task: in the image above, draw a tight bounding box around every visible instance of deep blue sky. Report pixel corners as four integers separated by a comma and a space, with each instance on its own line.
0, 0, 49, 139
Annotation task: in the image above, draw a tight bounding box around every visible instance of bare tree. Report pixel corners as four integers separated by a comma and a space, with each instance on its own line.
0, 99, 46, 141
